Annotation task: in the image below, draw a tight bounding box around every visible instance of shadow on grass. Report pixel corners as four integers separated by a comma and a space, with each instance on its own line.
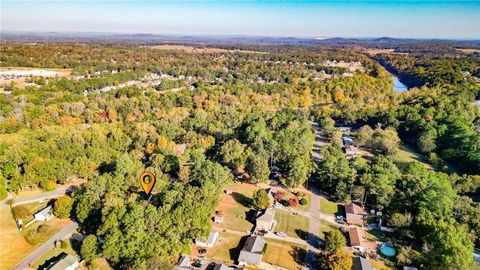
289, 246, 307, 266
38, 252, 67, 270
295, 229, 325, 249
232, 192, 252, 208
294, 229, 309, 241
229, 235, 249, 263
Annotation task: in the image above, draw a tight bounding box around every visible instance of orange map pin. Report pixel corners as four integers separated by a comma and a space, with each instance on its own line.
139, 172, 156, 196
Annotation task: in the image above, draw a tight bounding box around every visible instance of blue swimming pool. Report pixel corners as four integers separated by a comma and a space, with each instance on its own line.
380, 245, 396, 257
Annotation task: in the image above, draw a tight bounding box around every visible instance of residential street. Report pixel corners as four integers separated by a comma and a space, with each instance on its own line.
303, 121, 325, 269
304, 189, 321, 269
8, 188, 69, 206
11, 221, 79, 270
1, 181, 84, 206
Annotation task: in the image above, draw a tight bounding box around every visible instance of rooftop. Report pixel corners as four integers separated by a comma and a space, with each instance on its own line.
46, 253, 79, 270
352, 256, 372, 270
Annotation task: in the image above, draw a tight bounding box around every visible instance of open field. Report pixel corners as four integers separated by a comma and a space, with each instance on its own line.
366, 49, 396, 55
263, 239, 306, 270
274, 209, 309, 240
0, 205, 34, 269
0, 205, 71, 269
394, 144, 433, 169
149, 45, 263, 54
456, 48, 480, 54
0, 66, 72, 88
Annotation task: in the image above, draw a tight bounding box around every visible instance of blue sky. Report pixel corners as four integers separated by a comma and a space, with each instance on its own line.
2, 1, 479, 39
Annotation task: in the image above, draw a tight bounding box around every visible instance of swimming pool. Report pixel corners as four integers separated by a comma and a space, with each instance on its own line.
380, 245, 396, 257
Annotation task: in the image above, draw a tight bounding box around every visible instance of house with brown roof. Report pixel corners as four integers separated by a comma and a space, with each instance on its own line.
348, 227, 377, 252
345, 203, 367, 226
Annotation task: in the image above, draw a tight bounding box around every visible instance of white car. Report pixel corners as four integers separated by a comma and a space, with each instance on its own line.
275, 232, 287, 237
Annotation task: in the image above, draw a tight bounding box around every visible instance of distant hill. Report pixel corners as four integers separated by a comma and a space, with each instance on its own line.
1, 31, 479, 47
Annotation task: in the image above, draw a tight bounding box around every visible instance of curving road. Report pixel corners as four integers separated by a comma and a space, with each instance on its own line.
11, 222, 79, 270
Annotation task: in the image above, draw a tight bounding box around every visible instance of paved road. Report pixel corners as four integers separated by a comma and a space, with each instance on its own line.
11, 222, 79, 270
11, 188, 70, 206
304, 190, 321, 269
303, 121, 325, 269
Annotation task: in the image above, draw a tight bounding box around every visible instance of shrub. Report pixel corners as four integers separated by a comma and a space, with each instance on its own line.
288, 197, 299, 207
296, 191, 304, 197
60, 239, 68, 249
299, 198, 308, 205
37, 224, 51, 233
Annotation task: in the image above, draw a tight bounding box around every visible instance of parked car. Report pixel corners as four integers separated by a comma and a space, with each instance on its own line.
193, 259, 204, 268
275, 231, 287, 237
198, 248, 207, 255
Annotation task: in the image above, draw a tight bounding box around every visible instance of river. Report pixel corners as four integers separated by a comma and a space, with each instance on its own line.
392, 75, 408, 92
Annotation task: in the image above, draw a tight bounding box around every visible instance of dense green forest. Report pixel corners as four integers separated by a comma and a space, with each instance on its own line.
0, 43, 479, 269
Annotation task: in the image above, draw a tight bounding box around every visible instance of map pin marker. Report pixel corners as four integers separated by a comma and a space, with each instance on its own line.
139, 172, 156, 197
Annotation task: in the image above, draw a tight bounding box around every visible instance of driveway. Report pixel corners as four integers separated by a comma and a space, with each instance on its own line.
11, 222, 79, 270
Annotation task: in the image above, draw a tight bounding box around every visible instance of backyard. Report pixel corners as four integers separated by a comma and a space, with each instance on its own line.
274, 209, 309, 240
194, 231, 244, 264
216, 183, 257, 232
263, 239, 306, 270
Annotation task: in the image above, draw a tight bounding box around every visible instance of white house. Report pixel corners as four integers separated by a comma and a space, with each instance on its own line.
195, 230, 219, 248
34, 205, 53, 221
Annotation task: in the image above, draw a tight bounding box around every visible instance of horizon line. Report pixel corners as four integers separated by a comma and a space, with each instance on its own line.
2, 30, 480, 42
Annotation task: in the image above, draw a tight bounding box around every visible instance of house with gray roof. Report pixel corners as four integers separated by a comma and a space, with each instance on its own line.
352, 256, 374, 270
46, 253, 79, 270
238, 236, 265, 266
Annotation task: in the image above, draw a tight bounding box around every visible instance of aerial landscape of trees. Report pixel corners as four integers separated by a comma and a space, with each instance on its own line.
0, 42, 478, 269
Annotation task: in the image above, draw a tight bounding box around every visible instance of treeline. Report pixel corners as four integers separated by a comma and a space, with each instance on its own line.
314, 118, 479, 268
374, 53, 480, 88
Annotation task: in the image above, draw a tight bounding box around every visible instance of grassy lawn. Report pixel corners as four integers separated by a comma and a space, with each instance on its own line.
394, 144, 431, 167
12, 201, 49, 223
318, 219, 342, 240
264, 239, 306, 270
319, 197, 339, 216
217, 183, 257, 232
30, 239, 77, 269
22, 218, 71, 245
274, 209, 309, 240
0, 204, 72, 270
369, 258, 394, 270
0, 205, 34, 270
201, 232, 243, 264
